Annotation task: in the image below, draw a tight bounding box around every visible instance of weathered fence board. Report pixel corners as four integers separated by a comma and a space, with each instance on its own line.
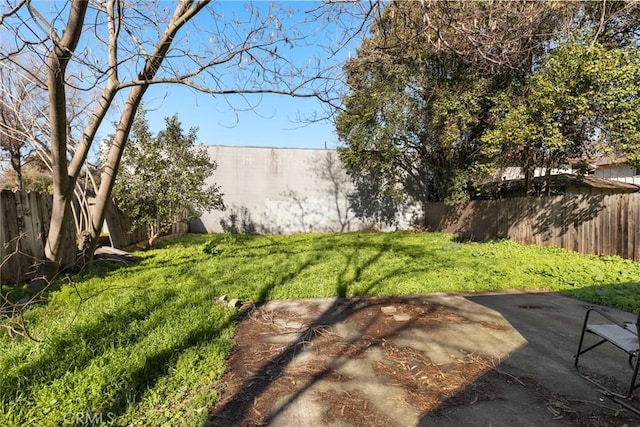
424, 193, 640, 261
1, 190, 187, 285
104, 201, 147, 249
104, 202, 188, 249
0, 191, 28, 282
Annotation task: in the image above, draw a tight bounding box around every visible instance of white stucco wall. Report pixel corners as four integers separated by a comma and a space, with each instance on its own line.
191, 145, 366, 234
498, 166, 574, 181
595, 164, 640, 185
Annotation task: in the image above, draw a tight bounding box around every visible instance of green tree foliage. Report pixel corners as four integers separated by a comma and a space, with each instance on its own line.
337, 0, 640, 214
336, 2, 496, 225
482, 34, 640, 194
1, 156, 53, 192
111, 110, 223, 247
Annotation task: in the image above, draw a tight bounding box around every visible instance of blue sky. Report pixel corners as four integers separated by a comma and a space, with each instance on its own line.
144, 83, 339, 150
140, 1, 360, 150
0, 0, 359, 159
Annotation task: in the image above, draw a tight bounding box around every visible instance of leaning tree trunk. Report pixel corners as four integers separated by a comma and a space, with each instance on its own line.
35, 0, 207, 278
31, 2, 88, 288
87, 86, 147, 259
85, 1, 207, 260
46, 56, 73, 268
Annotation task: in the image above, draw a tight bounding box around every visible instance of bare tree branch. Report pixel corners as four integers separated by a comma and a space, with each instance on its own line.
0, 0, 364, 277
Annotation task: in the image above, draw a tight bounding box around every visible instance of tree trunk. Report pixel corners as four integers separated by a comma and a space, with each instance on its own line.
542, 164, 552, 196
12, 157, 22, 192
148, 222, 160, 248
34, 1, 88, 284
46, 57, 72, 266
38, 0, 206, 275
87, 87, 147, 259
85, 2, 208, 259
524, 149, 535, 197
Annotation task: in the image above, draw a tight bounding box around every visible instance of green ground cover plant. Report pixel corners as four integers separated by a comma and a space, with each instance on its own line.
2, 231, 639, 426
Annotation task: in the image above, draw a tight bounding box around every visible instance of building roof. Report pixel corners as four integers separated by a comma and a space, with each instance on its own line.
476, 174, 639, 199
567, 174, 638, 191
591, 155, 628, 167
567, 155, 629, 168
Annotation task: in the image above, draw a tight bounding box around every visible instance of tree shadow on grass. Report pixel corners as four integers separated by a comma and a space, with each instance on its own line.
333, 236, 392, 298
0, 283, 239, 425
0, 288, 181, 399
1, 246, 149, 314
101, 309, 237, 420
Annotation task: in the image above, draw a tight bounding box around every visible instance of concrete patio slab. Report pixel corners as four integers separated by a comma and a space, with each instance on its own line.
209, 292, 640, 426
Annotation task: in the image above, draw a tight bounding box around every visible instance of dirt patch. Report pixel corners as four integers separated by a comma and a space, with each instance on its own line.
208, 296, 638, 426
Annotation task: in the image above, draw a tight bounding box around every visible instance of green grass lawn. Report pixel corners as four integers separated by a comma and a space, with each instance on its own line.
1, 231, 640, 426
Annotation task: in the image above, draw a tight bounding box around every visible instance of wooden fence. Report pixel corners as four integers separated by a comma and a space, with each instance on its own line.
424, 193, 640, 261
0, 190, 78, 285
103, 202, 188, 249
5, 190, 638, 284
1, 190, 187, 285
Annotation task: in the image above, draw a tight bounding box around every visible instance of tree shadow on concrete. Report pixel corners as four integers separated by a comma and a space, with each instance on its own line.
219, 206, 260, 235
308, 150, 359, 233
417, 291, 639, 425
209, 286, 640, 425
208, 296, 435, 426
207, 233, 448, 425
